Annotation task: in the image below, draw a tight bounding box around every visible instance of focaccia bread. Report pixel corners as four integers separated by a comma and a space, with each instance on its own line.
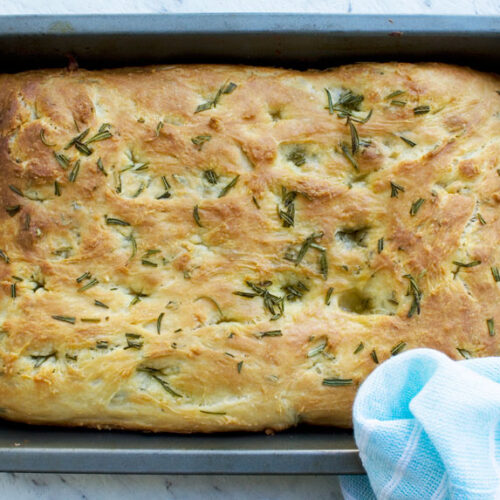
0, 62, 498, 432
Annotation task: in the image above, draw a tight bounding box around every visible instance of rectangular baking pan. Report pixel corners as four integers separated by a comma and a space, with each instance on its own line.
0, 13, 498, 474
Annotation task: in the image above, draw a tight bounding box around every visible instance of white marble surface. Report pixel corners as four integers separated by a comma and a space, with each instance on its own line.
1, 1, 499, 499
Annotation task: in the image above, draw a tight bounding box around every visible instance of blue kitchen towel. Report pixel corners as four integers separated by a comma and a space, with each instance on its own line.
339, 348, 500, 500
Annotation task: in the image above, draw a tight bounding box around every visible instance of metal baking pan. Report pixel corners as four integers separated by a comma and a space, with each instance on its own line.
0, 13, 498, 474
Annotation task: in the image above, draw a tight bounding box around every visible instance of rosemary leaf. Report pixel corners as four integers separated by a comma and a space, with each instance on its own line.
157, 312, 164, 334
400, 136, 416, 147
322, 378, 353, 387
31, 352, 56, 368
40, 129, 55, 147
410, 198, 425, 216
340, 143, 358, 170
192, 135, 212, 150
218, 175, 239, 198
491, 266, 500, 282
193, 205, 203, 227
457, 347, 472, 359
0, 250, 10, 264
487, 318, 495, 337
69, 159, 80, 182
377, 237, 384, 254
105, 216, 130, 226
370, 349, 379, 364
353, 342, 364, 354
391, 341, 407, 356
78, 279, 99, 292
237, 361, 243, 373
413, 105, 430, 115
52, 315, 76, 324
385, 90, 405, 99
141, 259, 158, 267
9, 185, 23, 197
94, 300, 109, 309
76, 271, 91, 283
96, 157, 107, 176
256, 330, 283, 338
325, 287, 334, 306
349, 120, 359, 155
10, 283, 16, 298
54, 152, 70, 169
6, 205, 21, 217
308, 340, 327, 358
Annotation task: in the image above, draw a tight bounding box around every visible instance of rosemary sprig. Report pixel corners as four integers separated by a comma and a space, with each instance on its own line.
234, 281, 285, 320
218, 175, 239, 198
390, 181, 405, 198
52, 315, 76, 324
391, 341, 407, 356
322, 377, 353, 387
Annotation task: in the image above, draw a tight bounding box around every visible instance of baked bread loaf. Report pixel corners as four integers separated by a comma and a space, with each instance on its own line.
0, 63, 498, 432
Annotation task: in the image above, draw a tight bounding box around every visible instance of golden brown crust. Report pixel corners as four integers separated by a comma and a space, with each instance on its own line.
0, 62, 498, 432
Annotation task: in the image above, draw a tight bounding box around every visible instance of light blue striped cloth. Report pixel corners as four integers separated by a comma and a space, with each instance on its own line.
339, 348, 500, 500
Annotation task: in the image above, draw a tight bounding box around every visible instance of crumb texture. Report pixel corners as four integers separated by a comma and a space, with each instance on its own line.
0, 62, 498, 431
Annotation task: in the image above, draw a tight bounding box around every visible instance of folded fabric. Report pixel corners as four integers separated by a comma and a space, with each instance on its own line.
339, 348, 500, 499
